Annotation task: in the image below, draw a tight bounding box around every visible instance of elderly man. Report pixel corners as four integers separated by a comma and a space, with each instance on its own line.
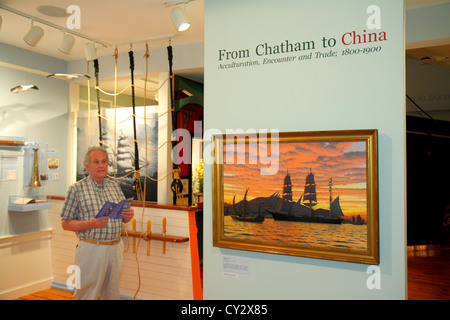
61, 146, 134, 300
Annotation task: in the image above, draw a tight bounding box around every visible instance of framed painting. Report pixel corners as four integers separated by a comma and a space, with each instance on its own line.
212, 130, 379, 265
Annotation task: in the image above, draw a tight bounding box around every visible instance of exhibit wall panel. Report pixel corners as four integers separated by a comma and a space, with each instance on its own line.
0, 43, 70, 200
0, 43, 70, 298
204, 0, 406, 299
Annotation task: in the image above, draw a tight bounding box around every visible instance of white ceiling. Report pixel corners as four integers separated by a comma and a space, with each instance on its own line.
0, 0, 204, 61
0, 0, 204, 99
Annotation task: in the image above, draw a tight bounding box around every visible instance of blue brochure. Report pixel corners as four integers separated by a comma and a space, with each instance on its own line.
95, 198, 133, 219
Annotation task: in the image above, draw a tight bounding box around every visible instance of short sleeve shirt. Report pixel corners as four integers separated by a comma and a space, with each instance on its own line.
61, 176, 126, 241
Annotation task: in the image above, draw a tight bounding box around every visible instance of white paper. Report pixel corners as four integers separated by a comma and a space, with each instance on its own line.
222, 255, 250, 275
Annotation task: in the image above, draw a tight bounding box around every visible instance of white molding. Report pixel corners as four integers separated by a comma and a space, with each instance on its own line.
0, 228, 53, 248
0, 277, 54, 300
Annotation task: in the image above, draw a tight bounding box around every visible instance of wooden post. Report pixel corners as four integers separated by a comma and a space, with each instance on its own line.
147, 220, 151, 256
162, 217, 167, 254
132, 219, 136, 253
188, 209, 202, 300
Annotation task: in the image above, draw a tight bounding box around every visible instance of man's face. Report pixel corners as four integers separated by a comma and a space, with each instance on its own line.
85, 150, 108, 183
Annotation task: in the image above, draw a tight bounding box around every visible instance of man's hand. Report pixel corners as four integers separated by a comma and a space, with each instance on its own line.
121, 208, 134, 223
62, 217, 109, 232
91, 216, 109, 229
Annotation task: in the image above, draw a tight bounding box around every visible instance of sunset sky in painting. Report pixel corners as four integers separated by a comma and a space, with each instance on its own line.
222, 138, 368, 219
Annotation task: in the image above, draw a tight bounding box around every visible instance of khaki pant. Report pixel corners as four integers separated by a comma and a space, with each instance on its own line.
73, 239, 123, 300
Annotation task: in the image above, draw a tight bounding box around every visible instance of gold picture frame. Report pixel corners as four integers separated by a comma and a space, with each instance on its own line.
213, 130, 379, 265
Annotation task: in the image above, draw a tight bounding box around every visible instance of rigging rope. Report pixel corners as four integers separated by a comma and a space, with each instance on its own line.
95, 75, 171, 96
167, 44, 183, 204
129, 50, 144, 201
82, 43, 193, 300
113, 48, 118, 178
86, 61, 91, 147
167, 45, 175, 152
93, 59, 103, 147
132, 43, 150, 300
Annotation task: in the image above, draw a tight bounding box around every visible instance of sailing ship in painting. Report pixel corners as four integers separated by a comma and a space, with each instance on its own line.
229, 189, 266, 223
99, 131, 150, 177
269, 169, 344, 224
225, 168, 364, 225
98, 131, 156, 201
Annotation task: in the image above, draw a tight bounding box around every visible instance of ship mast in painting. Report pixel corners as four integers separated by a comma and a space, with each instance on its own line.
302, 167, 317, 207
281, 170, 293, 202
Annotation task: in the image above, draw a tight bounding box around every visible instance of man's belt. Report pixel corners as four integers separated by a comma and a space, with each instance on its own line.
81, 238, 121, 245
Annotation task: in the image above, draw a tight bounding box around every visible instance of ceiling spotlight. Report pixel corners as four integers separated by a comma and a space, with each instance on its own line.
171, 6, 190, 32
84, 42, 97, 61
23, 21, 44, 46
58, 33, 75, 54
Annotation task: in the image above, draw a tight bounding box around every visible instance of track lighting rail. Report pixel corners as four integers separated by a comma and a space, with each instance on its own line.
163, 0, 196, 7
1, 4, 182, 54
0, 4, 110, 47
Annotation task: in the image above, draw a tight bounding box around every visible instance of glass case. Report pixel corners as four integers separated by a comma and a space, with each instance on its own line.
8, 188, 51, 212
0, 137, 52, 212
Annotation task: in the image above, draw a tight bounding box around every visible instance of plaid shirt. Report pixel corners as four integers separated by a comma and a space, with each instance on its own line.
61, 176, 125, 241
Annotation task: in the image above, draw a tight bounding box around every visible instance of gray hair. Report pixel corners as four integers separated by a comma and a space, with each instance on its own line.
83, 146, 109, 165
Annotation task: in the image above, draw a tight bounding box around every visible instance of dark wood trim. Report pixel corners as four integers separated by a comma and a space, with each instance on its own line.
47, 195, 199, 212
